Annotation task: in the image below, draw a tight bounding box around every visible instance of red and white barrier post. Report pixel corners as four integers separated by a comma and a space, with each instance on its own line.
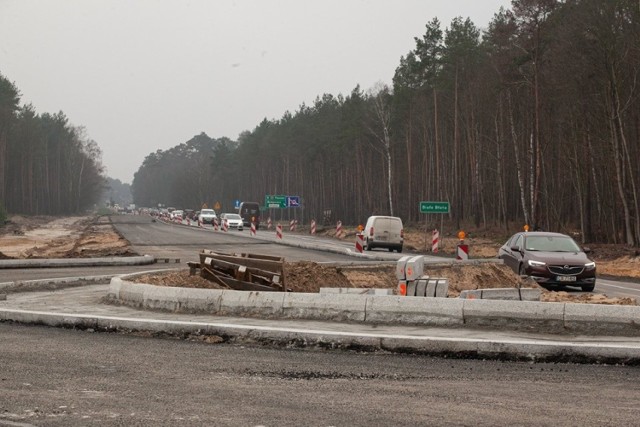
432, 229, 439, 253
310, 219, 316, 235
355, 233, 364, 253
289, 219, 297, 232
250, 222, 256, 236
456, 230, 469, 260
267, 217, 272, 230
213, 218, 219, 231
336, 220, 343, 238
222, 219, 228, 232
276, 224, 283, 240
198, 218, 203, 228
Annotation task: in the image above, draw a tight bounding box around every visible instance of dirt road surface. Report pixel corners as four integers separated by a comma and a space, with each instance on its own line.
1, 214, 637, 305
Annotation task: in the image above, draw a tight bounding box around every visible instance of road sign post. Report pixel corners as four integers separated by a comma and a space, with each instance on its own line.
420, 201, 449, 251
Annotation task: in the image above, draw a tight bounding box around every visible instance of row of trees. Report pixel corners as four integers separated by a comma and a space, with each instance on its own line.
0, 74, 105, 215
132, 0, 640, 245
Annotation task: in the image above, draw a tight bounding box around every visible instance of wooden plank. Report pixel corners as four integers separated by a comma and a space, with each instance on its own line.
218, 276, 280, 292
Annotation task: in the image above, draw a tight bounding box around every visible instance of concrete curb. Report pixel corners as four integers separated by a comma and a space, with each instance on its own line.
108, 275, 640, 337
2, 307, 639, 364
0, 254, 155, 269
0, 274, 116, 293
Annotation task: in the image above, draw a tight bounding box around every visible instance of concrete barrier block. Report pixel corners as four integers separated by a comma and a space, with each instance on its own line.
405, 256, 425, 281
564, 304, 640, 335
406, 281, 417, 297
426, 280, 437, 297
396, 256, 411, 280
365, 296, 464, 326
434, 279, 449, 298
415, 279, 427, 297
219, 290, 285, 317
282, 293, 368, 322
463, 299, 565, 332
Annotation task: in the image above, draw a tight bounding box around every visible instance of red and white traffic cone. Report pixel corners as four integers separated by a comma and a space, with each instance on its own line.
276, 224, 283, 240
310, 219, 316, 235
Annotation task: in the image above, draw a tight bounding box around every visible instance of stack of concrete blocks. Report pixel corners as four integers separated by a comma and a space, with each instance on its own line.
396, 255, 449, 298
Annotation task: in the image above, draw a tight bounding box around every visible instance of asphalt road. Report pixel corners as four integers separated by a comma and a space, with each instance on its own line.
1, 323, 639, 427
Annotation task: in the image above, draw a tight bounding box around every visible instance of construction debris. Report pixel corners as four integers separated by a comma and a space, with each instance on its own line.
190, 250, 286, 292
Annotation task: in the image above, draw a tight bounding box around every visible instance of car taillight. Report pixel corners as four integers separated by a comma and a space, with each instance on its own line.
369, 227, 374, 236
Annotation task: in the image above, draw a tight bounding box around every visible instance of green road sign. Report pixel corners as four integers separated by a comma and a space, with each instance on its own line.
420, 201, 450, 214
265, 195, 287, 208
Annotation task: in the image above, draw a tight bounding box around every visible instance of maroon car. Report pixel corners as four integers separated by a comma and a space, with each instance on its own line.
498, 231, 597, 292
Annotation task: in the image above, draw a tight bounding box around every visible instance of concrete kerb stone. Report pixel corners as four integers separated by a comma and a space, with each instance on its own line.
0, 254, 155, 269
365, 296, 465, 326
564, 303, 640, 335
219, 290, 285, 318
282, 293, 368, 322
1, 274, 116, 293
463, 299, 566, 332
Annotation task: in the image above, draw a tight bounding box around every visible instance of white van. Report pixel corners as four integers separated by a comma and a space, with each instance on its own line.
363, 216, 404, 252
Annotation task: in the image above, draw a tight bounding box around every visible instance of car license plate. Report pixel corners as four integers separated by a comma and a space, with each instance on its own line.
556, 275, 577, 282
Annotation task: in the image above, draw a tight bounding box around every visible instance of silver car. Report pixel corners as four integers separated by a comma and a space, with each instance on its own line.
219, 213, 243, 230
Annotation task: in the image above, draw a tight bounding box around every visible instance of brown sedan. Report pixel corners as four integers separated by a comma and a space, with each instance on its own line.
498, 231, 597, 292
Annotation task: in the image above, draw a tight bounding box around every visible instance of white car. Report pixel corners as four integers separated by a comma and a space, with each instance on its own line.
170, 210, 184, 220
219, 213, 243, 230
198, 209, 218, 225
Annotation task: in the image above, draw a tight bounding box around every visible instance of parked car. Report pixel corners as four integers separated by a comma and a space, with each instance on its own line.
363, 215, 403, 252
498, 231, 596, 292
198, 209, 218, 225
219, 213, 243, 230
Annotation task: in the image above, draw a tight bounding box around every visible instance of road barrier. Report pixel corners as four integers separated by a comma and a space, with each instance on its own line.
355, 233, 364, 253
310, 219, 316, 235
289, 219, 297, 232
250, 222, 256, 236
213, 218, 219, 231
432, 229, 439, 253
267, 217, 272, 230
222, 219, 229, 232
336, 220, 343, 238
457, 244, 469, 260
276, 224, 283, 239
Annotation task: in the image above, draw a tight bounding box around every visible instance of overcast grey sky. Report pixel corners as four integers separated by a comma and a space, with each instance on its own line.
1, 0, 510, 184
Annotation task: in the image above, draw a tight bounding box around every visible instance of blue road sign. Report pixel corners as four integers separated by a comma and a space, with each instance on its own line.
234, 199, 241, 209
287, 196, 300, 207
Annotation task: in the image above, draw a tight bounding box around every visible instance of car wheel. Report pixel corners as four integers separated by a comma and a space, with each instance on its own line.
397, 246, 403, 253
365, 239, 371, 251
581, 283, 595, 292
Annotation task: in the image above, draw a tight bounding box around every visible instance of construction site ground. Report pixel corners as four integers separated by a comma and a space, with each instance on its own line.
1, 214, 638, 305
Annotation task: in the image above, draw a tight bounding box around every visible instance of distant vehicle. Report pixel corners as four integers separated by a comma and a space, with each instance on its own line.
238, 202, 261, 229
170, 210, 184, 220
198, 209, 218, 225
219, 213, 243, 230
363, 216, 403, 252
497, 231, 597, 292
